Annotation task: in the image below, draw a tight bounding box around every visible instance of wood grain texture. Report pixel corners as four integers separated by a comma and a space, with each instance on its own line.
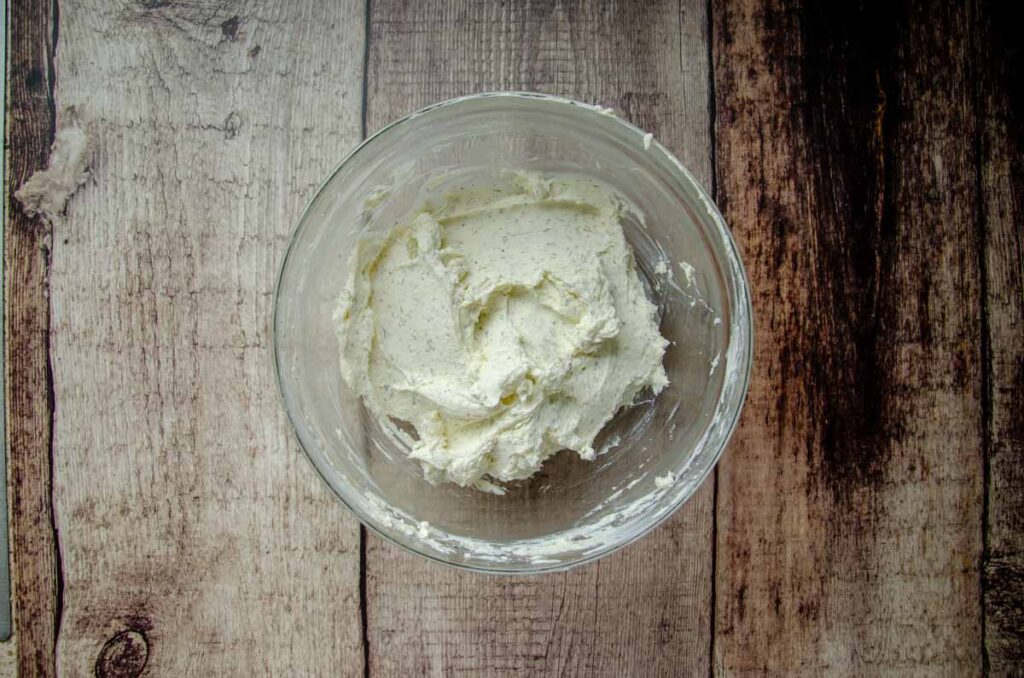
712, 0, 984, 674
364, 1, 715, 675
8, 1, 1021, 675
46, 1, 365, 674
975, 0, 1024, 672
4, 0, 59, 675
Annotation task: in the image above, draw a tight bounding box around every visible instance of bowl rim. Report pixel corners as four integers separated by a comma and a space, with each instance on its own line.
272, 90, 754, 574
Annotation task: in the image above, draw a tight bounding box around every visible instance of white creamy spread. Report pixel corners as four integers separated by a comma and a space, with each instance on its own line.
335, 172, 669, 491
15, 126, 90, 226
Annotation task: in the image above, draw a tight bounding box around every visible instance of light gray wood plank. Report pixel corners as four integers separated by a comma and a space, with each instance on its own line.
48, 1, 365, 674
364, 1, 715, 675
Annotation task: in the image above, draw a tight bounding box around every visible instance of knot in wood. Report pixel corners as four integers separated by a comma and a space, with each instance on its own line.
95, 629, 149, 678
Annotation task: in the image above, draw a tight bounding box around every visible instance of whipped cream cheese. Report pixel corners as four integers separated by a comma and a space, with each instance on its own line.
335, 172, 668, 491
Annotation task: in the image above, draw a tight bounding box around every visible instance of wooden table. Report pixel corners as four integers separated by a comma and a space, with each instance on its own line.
5, 0, 1021, 675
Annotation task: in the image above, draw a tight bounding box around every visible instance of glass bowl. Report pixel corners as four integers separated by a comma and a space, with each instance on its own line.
274, 92, 752, 573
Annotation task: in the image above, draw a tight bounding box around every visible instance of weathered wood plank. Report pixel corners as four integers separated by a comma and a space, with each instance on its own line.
364, 1, 715, 675
712, 0, 983, 674
976, 0, 1024, 672
47, 1, 365, 674
4, 0, 59, 674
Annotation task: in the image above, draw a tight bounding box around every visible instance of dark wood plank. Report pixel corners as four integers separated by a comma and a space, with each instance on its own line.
712, 0, 983, 673
364, 1, 715, 675
4, 0, 59, 674
975, 0, 1024, 672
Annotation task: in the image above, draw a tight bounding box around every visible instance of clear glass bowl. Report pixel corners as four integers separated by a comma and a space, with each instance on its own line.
274, 92, 752, 573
